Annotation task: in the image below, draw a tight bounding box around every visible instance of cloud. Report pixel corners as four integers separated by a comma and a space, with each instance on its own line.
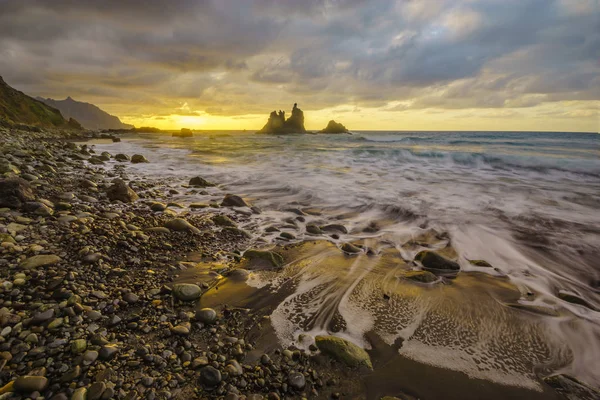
0, 0, 597, 125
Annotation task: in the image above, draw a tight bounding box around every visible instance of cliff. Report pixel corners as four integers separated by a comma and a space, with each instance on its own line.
0, 76, 82, 130
257, 103, 306, 134
37, 96, 133, 130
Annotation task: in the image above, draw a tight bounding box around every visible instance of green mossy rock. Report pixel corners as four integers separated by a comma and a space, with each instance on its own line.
315, 335, 372, 369
244, 249, 284, 269
415, 250, 460, 271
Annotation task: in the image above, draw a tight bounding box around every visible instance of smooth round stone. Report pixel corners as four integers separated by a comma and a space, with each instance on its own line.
123, 292, 139, 303
171, 325, 190, 336
82, 350, 99, 365
195, 308, 217, 324
71, 387, 87, 400
172, 283, 202, 301
13, 376, 48, 393
87, 381, 106, 400
288, 372, 306, 390
200, 366, 222, 387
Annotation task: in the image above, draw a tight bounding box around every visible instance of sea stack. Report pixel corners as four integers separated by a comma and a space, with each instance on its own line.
319, 120, 350, 134
257, 103, 306, 134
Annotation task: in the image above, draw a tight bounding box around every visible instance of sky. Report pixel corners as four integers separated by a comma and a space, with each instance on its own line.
0, 0, 598, 132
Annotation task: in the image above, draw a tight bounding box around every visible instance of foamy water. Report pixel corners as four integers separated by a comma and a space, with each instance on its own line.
94, 130, 600, 389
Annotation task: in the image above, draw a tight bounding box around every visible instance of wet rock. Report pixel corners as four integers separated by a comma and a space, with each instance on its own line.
544, 374, 600, 400
164, 218, 200, 233
557, 290, 597, 311
243, 249, 284, 269
306, 224, 322, 235
131, 154, 149, 163
315, 335, 373, 369
195, 308, 217, 324
20, 254, 61, 269
171, 324, 190, 336
189, 176, 215, 187
13, 376, 48, 393
468, 259, 493, 267
200, 366, 222, 387
150, 202, 167, 212
415, 251, 459, 271
106, 179, 138, 203
212, 215, 236, 227
115, 154, 130, 162
99, 344, 120, 360
173, 283, 202, 301
72, 387, 87, 400
88, 382, 106, 400
341, 243, 361, 254
321, 224, 348, 234
402, 270, 438, 283
0, 177, 35, 209
279, 232, 296, 240
221, 194, 249, 208
288, 372, 306, 390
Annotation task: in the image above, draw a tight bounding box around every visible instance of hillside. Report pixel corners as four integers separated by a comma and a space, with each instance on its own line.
37, 96, 133, 130
0, 76, 81, 129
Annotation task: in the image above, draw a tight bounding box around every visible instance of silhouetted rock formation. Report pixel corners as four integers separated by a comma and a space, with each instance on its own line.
258, 103, 306, 134
173, 128, 193, 137
37, 96, 132, 130
319, 120, 349, 134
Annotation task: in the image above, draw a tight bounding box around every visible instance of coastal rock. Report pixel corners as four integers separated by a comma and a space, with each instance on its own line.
243, 249, 284, 269
557, 290, 597, 310
212, 215, 236, 227
415, 250, 460, 271
257, 103, 306, 134
13, 376, 48, 393
164, 218, 200, 233
321, 224, 348, 234
131, 154, 148, 163
173, 283, 202, 301
200, 366, 222, 387
195, 308, 217, 324
468, 259, 493, 268
0, 177, 35, 208
544, 374, 600, 400
341, 243, 361, 254
402, 270, 438, 283
189, 176, 215, 187
115, 153, 130, 162
221, 194, 249, 208
319, 120, 349, 134
306, 224, 322, 235
173, 128, 193, 137
106, 179, 138, 203
20, 254, 61, 269
315, 335, 373, 369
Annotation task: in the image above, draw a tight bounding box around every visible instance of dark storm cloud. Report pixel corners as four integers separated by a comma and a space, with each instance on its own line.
0, 0, 597, 117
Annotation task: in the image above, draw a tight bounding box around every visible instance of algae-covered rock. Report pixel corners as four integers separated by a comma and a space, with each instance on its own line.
20, 254, 61, 269
212, 215, 236, 227
544, 374, 600, 400
189, 176, 215, 187
221, 194, 249, 208
173, 283, 202, 301
315, 335, 372, 369
415, 250, 459, 271
402, 270, 438, 283
243, 249, 284, 269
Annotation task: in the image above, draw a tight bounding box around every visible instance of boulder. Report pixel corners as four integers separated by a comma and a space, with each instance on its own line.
20, 254, 61, 269
221, 194, 249, 207
189, 176, 215, 187
0, 177, 35, 208
402, 270, 438, 283
164, 218, 200, 233
173, 283, 202, 301
212, 215, 236, 227
131, 154, 148, 163
415, 251, 460, 271
315, 335, 372, 369
243, 249, 284, 269
106, 179, 138, 203
318, 120, 349, 134
114, 154, 130, 162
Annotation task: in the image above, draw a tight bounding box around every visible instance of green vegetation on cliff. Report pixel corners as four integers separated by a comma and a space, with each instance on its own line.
0, 76, 81, 130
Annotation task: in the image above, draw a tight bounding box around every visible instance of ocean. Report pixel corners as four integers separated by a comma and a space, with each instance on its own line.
94, 130, 600, 395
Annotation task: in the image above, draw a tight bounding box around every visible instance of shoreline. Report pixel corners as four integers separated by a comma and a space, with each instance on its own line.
0, 128, 598, 399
